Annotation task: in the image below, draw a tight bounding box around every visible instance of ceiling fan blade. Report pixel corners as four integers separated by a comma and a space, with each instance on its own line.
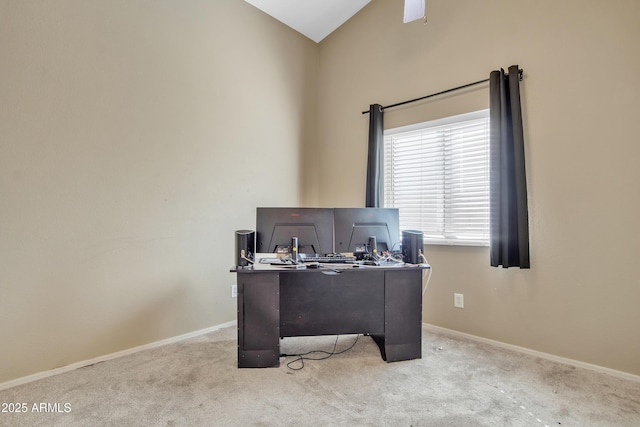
403, 0, 425, 23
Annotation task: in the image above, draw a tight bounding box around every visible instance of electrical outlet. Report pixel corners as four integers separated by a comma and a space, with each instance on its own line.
231, 284, 237, 298
454, 293, 464, 308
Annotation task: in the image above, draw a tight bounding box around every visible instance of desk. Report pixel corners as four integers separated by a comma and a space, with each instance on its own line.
232, 261, 428, 368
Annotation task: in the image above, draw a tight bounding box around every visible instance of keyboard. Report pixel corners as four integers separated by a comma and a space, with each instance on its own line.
300, 255, 357, 264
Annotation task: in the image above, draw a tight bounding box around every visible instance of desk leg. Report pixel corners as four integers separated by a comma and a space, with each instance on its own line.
373, 269, 423, 362
237, 272, 280, 368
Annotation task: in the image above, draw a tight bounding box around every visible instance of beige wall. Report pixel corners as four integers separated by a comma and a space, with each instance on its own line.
317, 0, 640, 374
0, 0, 318, 383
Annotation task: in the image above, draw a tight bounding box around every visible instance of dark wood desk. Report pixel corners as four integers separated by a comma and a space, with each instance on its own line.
232, 261, 428, 368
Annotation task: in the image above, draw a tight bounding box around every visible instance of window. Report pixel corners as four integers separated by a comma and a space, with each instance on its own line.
383, 110, 490, 246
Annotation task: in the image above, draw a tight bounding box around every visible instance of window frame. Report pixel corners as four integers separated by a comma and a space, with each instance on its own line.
383, 109, 490, 247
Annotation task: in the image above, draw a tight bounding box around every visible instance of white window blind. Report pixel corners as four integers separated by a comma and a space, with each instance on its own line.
383, 110, 490, 246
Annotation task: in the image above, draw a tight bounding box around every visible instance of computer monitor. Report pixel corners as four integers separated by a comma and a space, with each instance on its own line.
256, 208, 334, 256
334, 208, 400, 254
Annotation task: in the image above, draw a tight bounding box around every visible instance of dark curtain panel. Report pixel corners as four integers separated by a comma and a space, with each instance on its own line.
489, 65, 530, 268
365, 104, 384, 207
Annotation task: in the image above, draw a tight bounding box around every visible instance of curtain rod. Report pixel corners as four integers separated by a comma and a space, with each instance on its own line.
362, 68, 523, 115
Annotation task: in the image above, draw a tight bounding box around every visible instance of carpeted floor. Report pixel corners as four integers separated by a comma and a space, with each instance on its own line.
1, 324, 639, 426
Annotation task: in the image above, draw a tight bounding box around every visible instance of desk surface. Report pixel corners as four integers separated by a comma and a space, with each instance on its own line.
232, 253, 430, 273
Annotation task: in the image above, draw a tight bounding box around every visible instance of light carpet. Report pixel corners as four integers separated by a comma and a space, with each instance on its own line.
1, 325, 639, 426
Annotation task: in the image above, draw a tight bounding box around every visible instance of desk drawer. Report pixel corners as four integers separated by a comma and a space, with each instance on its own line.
279, 269, 385, 337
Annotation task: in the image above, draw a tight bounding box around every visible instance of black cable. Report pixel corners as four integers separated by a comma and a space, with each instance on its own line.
282, 335, 360, 370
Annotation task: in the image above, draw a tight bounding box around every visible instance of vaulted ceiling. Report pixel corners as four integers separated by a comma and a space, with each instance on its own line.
244, 0, 371, 43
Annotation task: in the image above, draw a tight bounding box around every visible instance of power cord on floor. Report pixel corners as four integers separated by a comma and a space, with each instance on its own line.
280, 334, 361, 370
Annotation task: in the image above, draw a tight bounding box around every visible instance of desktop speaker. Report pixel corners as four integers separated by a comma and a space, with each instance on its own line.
235, 230, 255, 269
402, 230, 424, 264
368, 236, 377, 256
291, 237, 299, 262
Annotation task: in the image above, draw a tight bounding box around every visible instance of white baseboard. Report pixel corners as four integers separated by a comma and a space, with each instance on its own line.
423, 323, 640, 383
0, 320, 237, 392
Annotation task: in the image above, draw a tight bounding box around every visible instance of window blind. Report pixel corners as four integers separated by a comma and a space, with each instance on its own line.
384, 110, 490, 246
